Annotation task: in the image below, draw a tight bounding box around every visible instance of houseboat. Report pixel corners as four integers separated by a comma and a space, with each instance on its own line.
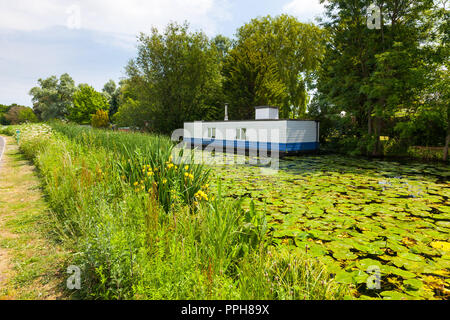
183, 106, 319, 156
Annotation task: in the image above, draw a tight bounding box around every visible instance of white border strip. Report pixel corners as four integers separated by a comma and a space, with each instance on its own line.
0, 136, 5, 164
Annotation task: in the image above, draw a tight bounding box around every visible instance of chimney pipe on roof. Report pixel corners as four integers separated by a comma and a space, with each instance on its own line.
224, 103, 229, 121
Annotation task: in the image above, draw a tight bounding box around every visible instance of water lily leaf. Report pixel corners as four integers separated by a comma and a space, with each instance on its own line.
335, 270, 359, 284
430, 241, 450, 252
386, 266, 417, 279
333, 250, 358, 260
397, 252, 424, 262
357, 258, 382, 270
403, 278, 423, 291
380, 291, 413, 300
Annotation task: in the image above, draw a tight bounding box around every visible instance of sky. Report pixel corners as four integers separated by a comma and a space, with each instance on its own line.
0, 0, 326, 107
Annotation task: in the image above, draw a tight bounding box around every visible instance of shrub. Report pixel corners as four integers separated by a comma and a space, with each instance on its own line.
91, 109, 110, 128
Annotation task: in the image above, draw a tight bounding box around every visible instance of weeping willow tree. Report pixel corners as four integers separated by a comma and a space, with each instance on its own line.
223, 14, 326, 120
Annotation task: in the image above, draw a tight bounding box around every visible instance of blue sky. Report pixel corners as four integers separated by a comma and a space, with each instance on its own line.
0, 0, 325, 107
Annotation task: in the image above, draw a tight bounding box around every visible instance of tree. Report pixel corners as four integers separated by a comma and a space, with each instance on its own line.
4, 105, 37, 124
68, 84, 109, 124
102, 80, 121, 118
0, 104, 11, 125
223, 15, 326, 119
113, 98, 151, 129
212, 35, 233, 62
316, 0, 437, 156
223, 48, 288, 120
17, 107, 38, 123
29, 74, 76, 121
125, 22, 223, 134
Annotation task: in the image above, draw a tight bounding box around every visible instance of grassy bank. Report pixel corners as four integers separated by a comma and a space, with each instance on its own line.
0, 123, 347, 300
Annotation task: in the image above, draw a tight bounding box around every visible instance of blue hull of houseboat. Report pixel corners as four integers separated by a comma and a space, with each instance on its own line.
184, 138, 319, 153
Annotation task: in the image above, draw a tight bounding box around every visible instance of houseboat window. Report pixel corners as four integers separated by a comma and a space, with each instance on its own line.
208, 128, 216, 139
236, 128, 247, 140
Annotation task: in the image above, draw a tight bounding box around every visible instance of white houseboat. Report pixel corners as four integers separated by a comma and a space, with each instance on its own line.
183, 106, 319, 155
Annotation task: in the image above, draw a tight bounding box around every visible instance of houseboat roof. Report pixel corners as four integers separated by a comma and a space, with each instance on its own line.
254, 106, 279, 109
184, 119, 319, 123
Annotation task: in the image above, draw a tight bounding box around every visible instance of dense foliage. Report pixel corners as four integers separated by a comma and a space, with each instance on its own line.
68, 84, 109, 124
313, 0, 449, 160
223, 15, 327, 119
1, 104, 38, 124
0, 123, 348, 300
91, 109, 110, 128
29, 73, 76, 121
121, 22, 224, 134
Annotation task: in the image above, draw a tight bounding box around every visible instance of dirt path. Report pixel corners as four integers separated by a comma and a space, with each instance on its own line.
0, 136, 69, 300
0, 136, 5, 170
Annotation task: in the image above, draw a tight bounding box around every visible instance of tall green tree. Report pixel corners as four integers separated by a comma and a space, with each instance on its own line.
316, 0, 436, 155
223, 48, 288, 120
126, 22, 223, 134
68, 84, 109, 124
102, 80, 121, 119
223, 14, 326, 119
29, 73, 76, 121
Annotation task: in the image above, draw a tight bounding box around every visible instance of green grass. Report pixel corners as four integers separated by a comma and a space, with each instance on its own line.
0, 123, 348, 300
0, 136, 70, 299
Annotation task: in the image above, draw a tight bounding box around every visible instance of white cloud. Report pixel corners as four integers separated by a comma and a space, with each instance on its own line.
0, 0, 231, 37
0, 0, 233, 106
281, 0, 325, 21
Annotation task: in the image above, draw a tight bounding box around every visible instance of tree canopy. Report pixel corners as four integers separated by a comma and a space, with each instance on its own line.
125, 22, 223, 134
68, 84, 110, 124
29, 73, 76, 121
315, 0, 447, 156
223, 14, 327, 119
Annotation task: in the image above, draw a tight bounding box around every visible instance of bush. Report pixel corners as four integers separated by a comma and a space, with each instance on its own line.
91, 109, 110, 128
